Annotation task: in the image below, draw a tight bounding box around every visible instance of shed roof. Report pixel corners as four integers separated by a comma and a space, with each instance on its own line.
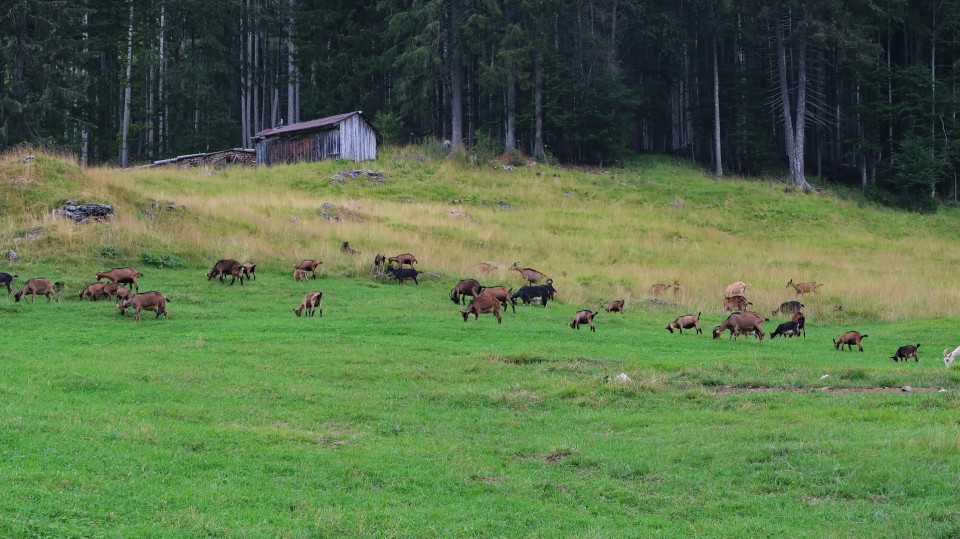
253, 111, 362, 139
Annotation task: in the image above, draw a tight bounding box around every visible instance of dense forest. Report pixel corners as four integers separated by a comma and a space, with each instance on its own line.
3, 0, 960, 207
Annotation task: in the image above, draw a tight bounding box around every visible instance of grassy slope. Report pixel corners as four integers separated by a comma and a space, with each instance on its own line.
1, 150, 960, 536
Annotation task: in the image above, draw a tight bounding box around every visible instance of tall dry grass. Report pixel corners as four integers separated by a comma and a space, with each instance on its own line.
3, 147, 960, 320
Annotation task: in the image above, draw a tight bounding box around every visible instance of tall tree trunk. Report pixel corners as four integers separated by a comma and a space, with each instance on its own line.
120, 0, 133, 167
449, 0, 463, 147
240, 6, 249, 147
713, 40, 722, 177
533, 49, 544, 160
774, 5, 813, 190
287, 0, 298, 125
505, 58, 516, 151
81, 12, 90, 166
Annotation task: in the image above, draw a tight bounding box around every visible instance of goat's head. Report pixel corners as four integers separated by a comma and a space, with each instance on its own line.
712, 326, 723, 339
944, 348, 957, 367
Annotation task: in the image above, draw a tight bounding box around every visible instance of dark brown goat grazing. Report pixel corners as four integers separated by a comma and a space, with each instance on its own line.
96, 267, 142, 292
834, 331, 868, 352
79, 282, 107, 300
118, 291, 168, 322
787, 279, 822, 296
241, 263, 257, 281
570, 310, 598, 332
388, 253, 418, 268
0, 272, 16, 294
891, 344, 920, 362
207, 259, 244, 285
450, 279, 483, 305
341, 242, 360, 255
101, 282, 132, 303
14, 278, 60, 303
667, 312, 702, 334
791, 311, 806, 337
722, 295, 752, 312
509, 262, 548, 285
293, 268, 307, 281
295, 259, 322, 279
461, 294, 503, 324
294, 291, 323, 317
603, 299, 625, 314
713, 311, 767, 342
477, 286, 516, 314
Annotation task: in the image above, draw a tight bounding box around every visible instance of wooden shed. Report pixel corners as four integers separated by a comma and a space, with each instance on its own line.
252, 111, 377, 166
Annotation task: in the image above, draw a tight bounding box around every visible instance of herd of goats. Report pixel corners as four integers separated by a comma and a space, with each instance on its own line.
3, 241, 959, 367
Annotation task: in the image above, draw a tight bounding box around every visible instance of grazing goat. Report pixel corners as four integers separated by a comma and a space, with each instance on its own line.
241, 263, 257, 281
477, 286, 515, 314
207, 259, 244, 285
118, 291, 168, 322
713, 311, 767, 342
385, 267, 419, 285
773, 301, 804, 315
770, 320, 802, 339
0, 272, 16, 294
461, 295, 502, 324
295, 259, 322, 279
79, 282, 107, 301
791, 312, 806, 337
101, 282, 132, 303
570, 310, 598, 332
833, 331, 868, 352
510, 262, 548, 285
294, 291, 323, 317
724, 281, 750, 298
14, 278, 60, 303
388, 253, 418, 268
450, 279, 483, 305
787, 279, 822, 296
603, 299, 625, 314
374, 253, 386, 273
891, 344, 920, 362
511, 281, 556, 307
96, 267, 142, 292
650, 281, 681, 296
723, 295, 752, 312
943, 346, 960, 367
294, 268, 307, 281
340, 241, 360, 255
667, 312, 702, 334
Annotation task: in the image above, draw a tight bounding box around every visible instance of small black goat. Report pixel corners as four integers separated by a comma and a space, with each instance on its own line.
385, 267, 419, 285
0, 272, 16, 294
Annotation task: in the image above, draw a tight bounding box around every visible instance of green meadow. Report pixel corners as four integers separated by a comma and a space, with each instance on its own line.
1, 149, 960, 537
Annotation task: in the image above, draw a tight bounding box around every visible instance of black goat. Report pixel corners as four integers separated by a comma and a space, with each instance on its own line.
385, 267, 419, 285
511, 282, 556, 307
770, 320, 802, 339
0, 272, 16, 294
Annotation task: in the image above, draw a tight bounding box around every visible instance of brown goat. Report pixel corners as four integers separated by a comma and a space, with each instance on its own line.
118, 291, 168, 322
834, 331, 868, 352
724, 281, 750, 298
477, 286, 516, 314
79, 282, 107, 301
293, 268, 307, 281
241, 263, 257, 281
295, 259, 322, 279
14, 278, 60, 303
891, 343, 920, 362
650, 281, 681, 296
787, 279, 822, 296
388, 253, 418, 268
603, 299, 625, 314
96, 267, 142, 292
791, 311, 807, 337
461, 294, 502, 324
468, 262, 495, 274
570, 310, 598, 332
374, 253, 386, 273
713, 311, 766, 342
101, 282, 132, 302
722, 295, 752, 312
667, 312, 702, 334
450, 279, 483, 305
509, 262, 548, 285
294, 291, 323, 317
340, 242, 360, 255
207, 259, 244, 285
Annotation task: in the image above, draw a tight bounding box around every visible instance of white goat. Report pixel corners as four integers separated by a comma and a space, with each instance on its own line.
943, 346, 960, 367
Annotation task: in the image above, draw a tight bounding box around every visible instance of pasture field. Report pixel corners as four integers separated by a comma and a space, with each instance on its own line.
1, 150, 960, 536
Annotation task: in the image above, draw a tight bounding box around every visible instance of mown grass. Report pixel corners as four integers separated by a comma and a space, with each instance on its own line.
2, 149, 960, 535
